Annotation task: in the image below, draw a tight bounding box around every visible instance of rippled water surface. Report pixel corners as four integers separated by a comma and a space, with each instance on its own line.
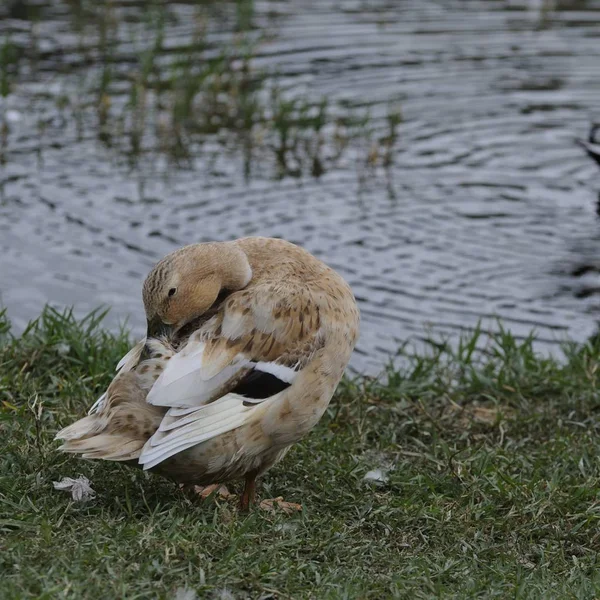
1, 0, 600, 372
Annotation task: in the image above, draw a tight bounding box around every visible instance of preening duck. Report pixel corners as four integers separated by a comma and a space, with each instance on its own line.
56, 237, 360, 510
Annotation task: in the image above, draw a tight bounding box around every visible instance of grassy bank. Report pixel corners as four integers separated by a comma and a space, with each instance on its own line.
1, 308, 600, 599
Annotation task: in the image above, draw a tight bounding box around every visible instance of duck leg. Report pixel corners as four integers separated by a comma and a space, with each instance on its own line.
240, 471, 257, 511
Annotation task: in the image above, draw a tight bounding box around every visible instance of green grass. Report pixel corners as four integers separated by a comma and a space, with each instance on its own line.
2, 309, 600, 598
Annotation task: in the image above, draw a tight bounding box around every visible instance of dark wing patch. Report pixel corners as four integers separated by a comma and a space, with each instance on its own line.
232, 369, 291, 404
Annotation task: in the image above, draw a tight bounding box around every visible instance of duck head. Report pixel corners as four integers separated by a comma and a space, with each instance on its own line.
142, 242, 252, 338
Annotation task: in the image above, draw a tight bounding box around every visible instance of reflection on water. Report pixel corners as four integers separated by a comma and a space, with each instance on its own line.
1, 0, 599, 373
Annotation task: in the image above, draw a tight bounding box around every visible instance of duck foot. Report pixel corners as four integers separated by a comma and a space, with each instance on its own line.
194, 484, 232, 499
259, 497, 302, 514
179, 483, 231, 500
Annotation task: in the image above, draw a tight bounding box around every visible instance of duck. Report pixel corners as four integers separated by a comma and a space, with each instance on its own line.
55, 237, 360, 511
577, 124, 600, 168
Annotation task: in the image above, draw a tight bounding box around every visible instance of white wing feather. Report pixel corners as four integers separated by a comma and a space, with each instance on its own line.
137, 336, 297, 470
145, 341, 251, 408
138, 394, 255, 470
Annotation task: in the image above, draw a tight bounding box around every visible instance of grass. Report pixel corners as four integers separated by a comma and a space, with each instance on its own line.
2, 308, 600, 599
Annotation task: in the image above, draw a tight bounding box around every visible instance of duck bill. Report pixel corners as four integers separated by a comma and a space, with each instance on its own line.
146, 317, 174, 339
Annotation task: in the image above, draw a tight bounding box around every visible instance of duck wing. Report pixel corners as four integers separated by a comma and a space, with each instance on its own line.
138, 281, 325, 470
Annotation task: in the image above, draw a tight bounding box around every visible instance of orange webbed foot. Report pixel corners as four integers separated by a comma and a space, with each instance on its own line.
259, 497, 302, 514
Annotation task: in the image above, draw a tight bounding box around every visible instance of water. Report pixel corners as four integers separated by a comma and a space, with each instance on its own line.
1, 0, 599, 373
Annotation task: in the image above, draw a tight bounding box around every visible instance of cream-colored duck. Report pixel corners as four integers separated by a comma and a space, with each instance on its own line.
56, 237, 359, 510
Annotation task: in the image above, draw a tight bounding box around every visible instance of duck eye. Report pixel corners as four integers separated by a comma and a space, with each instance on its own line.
168, 287, 177, 298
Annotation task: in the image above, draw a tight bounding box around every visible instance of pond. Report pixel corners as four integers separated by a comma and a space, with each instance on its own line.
1, 0, 599, 373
